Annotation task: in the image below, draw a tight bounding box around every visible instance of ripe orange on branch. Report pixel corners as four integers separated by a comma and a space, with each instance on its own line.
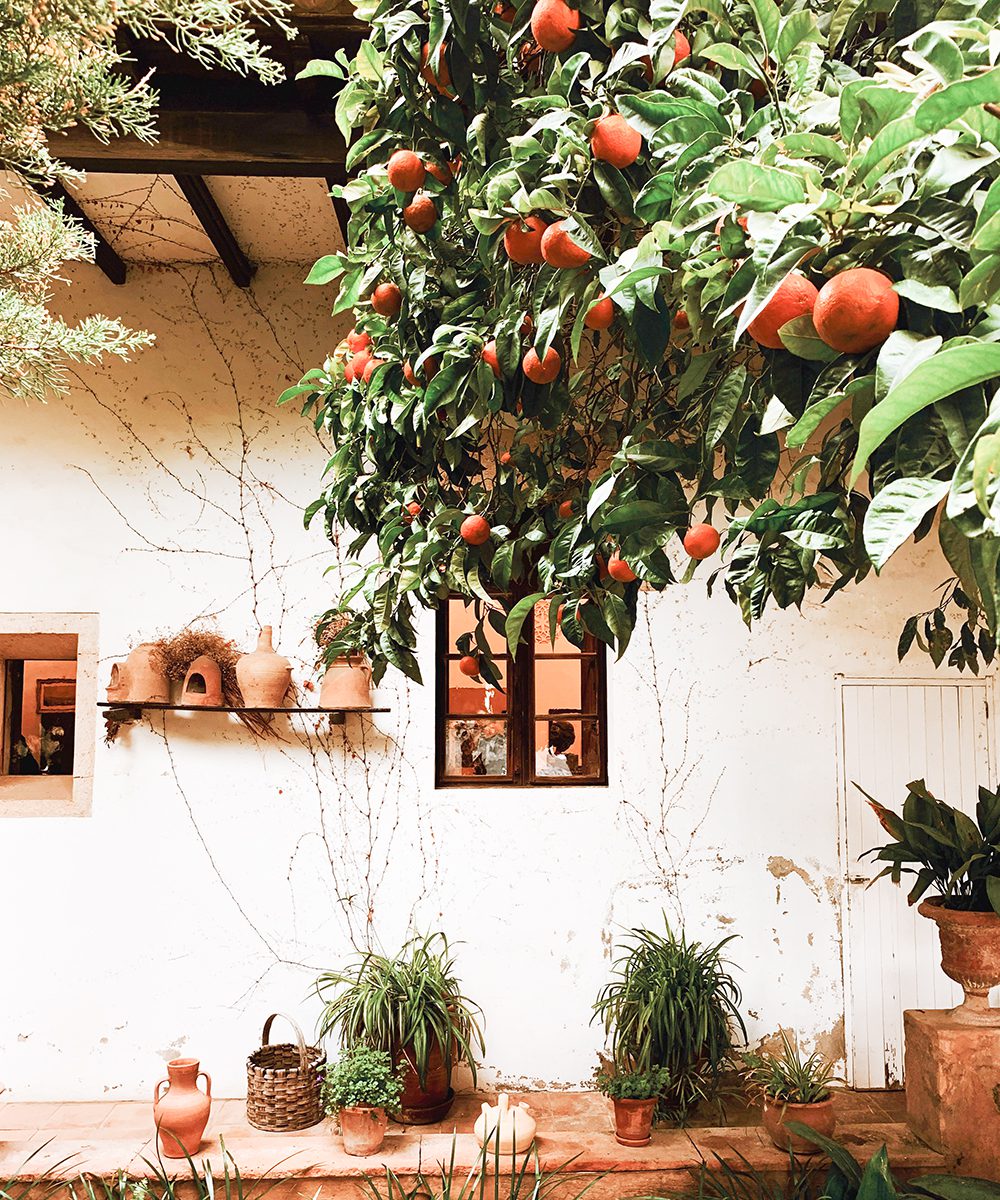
504, 216, 547, 264
684, 524, 721, 559
540, 220, 590, 268
482, 340, 502, 378
458, 655, 480, 676
671, 29, 691, 65
403, 194, 438, 233
813, 268, 899, 354
346, 329, 371, 352
558, 499, 575, 518
460, 514, 492, 545
608, 554, 636, 582
420, 42, 454, 95
522, 345, 562, 383
591, 114, 642, 168
387, 150, 425, 192
746, 272, 818, 350
584, 294, 615, 330
530, 0, 579, 51
371, 282, 402, 317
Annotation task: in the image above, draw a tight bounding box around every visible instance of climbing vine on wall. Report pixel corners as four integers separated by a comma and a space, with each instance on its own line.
287, 0, 1000, 684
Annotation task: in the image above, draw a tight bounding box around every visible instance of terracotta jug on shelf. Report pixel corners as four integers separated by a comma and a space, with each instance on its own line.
153, 1057, 212, 1158
107, 644, 170, 703
237, 626, 292, 708
319, 654, 371, 709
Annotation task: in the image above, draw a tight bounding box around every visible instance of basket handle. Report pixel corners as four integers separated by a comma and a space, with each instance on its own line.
261, 1012, 310, 1070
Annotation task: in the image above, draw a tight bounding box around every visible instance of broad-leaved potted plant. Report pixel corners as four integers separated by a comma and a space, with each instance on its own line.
596, 1065, 671, 1147
322, 1046, 403, 1157
860, 778, 1000, 1023
743, 1031, 839, 1153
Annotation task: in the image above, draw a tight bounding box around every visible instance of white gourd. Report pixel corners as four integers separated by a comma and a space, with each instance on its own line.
473, 1092, 537, 1154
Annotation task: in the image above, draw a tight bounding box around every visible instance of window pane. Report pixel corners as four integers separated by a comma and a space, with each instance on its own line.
448, 597, 508, 654
534, 656, 603, 716
533, 718, 602, 780
5, 660, 78, 776
533, 599, 584, 655
443, 717, 510, 777
447, 659, 507, 714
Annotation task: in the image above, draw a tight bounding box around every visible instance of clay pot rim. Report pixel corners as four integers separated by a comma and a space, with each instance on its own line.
340, 1104, 386, 1116
763, 1094, 836, 1113
918, 897, 1000, 925
168, 1057, 200, 1069
612, 1096, 658, 1109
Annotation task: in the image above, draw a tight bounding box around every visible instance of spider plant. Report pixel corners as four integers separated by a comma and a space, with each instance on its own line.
591, 918, 746, 1122
743, 1032, 839, 1105
314, 931, 485, 1086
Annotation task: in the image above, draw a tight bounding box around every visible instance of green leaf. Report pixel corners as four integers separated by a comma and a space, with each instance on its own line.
864, 478, 950, 571
746, 0, 780, 50
779, 314, 840, 361
600, 501, 674, 535
705, 367, 746, 448
851, 345, 1000, 484
915, 68, 1000, 133
505, 592, 546, 658
304, 255, 345, 286
709, 161, 807, 212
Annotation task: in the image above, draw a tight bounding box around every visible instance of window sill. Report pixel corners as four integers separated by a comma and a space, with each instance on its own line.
0, 772, 90, 817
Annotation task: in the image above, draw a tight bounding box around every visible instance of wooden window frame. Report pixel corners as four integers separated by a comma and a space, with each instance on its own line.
435, 598, 608, 789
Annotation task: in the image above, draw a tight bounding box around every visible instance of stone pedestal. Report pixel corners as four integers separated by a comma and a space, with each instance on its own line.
905, 1008, 1000, 1179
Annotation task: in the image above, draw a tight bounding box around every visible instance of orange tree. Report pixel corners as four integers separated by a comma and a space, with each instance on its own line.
284, 0, 1000, 685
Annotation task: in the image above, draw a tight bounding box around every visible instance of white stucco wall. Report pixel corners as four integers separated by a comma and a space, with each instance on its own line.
0, 261, 957, 1101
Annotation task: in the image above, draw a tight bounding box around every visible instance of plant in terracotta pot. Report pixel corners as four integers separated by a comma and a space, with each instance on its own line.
316, 611, 372, 710
743, 1031, 839, 1154
322, 1046, 403, 1157
859, 778, 1000, 1024
315, 932, 484, 1124
596, 1065, 671, 1147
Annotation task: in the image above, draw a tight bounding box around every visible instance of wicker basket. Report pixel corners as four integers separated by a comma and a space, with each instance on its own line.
246, 1012, 325, 1131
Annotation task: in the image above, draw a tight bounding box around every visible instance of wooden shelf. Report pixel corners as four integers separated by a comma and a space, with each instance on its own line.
98, 702, 389, 730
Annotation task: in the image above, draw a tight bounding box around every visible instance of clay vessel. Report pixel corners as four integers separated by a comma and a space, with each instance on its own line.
919, 898, 1000, 1024
612, 1097, 656, 1147
395, 1040, 453, 1124
762, 1096, 835, 1154
111, 644, 170, 703
340, 1105, 388, 1156
180, 656, 223, 706
153, 1057, 212, 1158
237, 626, 292, 708
319, 655, 371, 709
474, 1092, 537, 1154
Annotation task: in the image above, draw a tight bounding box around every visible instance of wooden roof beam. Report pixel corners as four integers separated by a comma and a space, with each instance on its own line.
174, 174, 255, 287
43, 182, 127, 285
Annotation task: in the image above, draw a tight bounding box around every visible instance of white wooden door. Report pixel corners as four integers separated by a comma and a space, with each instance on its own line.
838, 678, 997, 1088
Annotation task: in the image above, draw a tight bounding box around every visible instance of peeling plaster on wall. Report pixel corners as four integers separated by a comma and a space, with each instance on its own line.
0, 261, 964, 1100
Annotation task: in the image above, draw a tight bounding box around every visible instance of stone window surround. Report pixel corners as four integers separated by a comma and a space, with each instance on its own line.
0, 612, 99, 817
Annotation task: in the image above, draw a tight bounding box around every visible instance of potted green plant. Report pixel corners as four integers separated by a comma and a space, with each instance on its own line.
591, 919, 746, 1123
859, 778, 1000, 1023
322, 1046, 403, 1157
595, 1066, 671, 1147
315, 932, 484, 1123
743, 1031, 839, 1153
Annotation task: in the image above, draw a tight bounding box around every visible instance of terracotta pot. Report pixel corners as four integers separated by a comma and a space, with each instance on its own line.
180, 655, 223, 706
395, 1039, 453, 1124
762, 1096, 835, 1154
340, 1105, 388, 1156
237, 626, 292, 708
612, 1097, 656, 1147
109, 644, 170, 703
919, 898, 1000, 1024
153, 1057, 212, 1158
319, 655, 371, 709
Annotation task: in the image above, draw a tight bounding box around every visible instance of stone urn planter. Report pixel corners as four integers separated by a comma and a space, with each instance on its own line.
237, 626, 292, 708
395, 1039, 453, 1124
919, 897, 1000, 1024
762, 1096, 836, 1153
153, 1057, 212, 1158
612, 1097, 656, 1147
340, 1105, 388, 1156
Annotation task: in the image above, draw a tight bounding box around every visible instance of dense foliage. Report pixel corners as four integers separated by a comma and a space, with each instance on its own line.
591, 920, 745, 1120
0, 0, 291, 400
742, 1029, 838, 1104
289, 0, 1000, 682
860, 776, 1000, 913
322, 1045, 405, 1112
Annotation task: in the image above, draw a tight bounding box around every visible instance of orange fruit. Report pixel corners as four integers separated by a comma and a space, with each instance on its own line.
403, 356, 438, 385
500, 450, 513, 465
403, 501, 422, 524
596, 554, 609, 580
344, 358, 356, 383
426, 159, 454, 186
746, 272, 818, 350
350, 349, 372, 379
684, 523, 720, 559
590, 114, 642, 168
460, 514, 492, 545
584, 294, 615, 330
813, 267, 899, 354
673, 310, 690, 330
522, 346, 561, 383
346, 329, 371, 352
458, 654, 480, 676
531, 0, 579, 51
403, 193, 437, 233
420, 42, 453, 95
558, 499, 575, 518
608, 553, 637, 582
387, 150, 425, 192
371, 282, 402, 317
495, 0, 516, 19
482, 340, 502, 378
540, 220, 590, 268
504, 216, 547, 264
521, 312, 534, 336
671, 29, 690, 66
362, 356, 385, 384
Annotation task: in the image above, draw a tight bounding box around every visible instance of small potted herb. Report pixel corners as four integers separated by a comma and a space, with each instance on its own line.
743, 1031, 839, 1153
596, 1066, 671, 1146
322, 1046, 403, 1156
